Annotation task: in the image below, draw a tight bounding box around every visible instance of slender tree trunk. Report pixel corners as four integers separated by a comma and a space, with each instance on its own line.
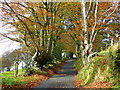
81, 0, 89, 60
111, 37, 114, 46
76, 43, 81, 58
47, 37, 53, 55
14, 61, 18, 77
76, 44, 79, 57
42, 30, 45, 47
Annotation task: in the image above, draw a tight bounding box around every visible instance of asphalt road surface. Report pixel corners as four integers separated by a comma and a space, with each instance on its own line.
33, 60, 76, 89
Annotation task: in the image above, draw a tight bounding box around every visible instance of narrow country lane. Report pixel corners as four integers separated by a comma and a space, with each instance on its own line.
33, 60, 77, 89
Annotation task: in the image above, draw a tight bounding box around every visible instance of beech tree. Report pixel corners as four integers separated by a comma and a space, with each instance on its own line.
79, 1, 119, 65
0, 1, 64, 69
0, 1, 119, 70
58, 1, 119, 65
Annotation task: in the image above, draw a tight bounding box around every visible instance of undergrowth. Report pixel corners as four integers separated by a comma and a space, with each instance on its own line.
73, 43, 120, 88
1, 68, 44, 85
1, 59, 65, 86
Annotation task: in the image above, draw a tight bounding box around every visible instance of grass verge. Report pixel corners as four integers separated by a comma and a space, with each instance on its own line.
1, 60, 66, 89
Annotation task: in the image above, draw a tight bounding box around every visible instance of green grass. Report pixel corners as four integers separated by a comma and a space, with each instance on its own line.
2, 76, 39, 85
1, 69, 41, 85
2, 69, 23, 74
1, 69, 26, 85
0, 69, 24, 78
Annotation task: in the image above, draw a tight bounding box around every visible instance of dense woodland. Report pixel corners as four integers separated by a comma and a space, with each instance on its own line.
0, 0, 120, 88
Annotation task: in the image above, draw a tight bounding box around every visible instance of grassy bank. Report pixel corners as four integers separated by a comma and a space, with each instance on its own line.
73, 43, 120, 88
1, 60, 66, 89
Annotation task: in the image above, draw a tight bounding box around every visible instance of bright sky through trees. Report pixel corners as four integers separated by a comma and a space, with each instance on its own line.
0, 22, 20, 56
0, 1, 20, 56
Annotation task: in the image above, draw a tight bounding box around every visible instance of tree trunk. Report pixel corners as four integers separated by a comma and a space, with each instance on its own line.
47, 37, 53, 55
81, 0, 89, 60
111, 37, 114, 46
76, 43, 81, 58
14, 61, 18, 77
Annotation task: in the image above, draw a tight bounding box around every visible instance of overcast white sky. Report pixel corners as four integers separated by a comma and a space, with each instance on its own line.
0, 22, 20, 56
0, 2, 20, 56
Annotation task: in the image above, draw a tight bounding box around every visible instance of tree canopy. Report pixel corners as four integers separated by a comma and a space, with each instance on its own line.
0, 1, 119, 70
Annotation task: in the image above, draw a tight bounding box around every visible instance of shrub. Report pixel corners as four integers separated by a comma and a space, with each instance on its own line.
74, 43, 120, 86
24, 66, 47, 76
75, 55, 114, 85
73, 59, 84, 71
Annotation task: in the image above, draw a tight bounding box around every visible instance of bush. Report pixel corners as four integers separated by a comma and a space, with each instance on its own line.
75, 55, 114, 85
73, 59, 84, 71
62, 57, 70, 60
98, 51, 106, 56
74, 43, 120, 86
24, 66, 47, 76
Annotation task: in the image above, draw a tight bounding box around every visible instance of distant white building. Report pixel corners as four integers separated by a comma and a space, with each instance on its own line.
62, 53, 66, 57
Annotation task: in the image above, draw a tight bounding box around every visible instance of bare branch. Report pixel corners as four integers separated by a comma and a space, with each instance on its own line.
86, 1, 93, 18
18, 3, 44, 26
90, 0, 98, 43
0, 33, 21, 42
103, 3, 118, 23
3, 0, 40, 50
